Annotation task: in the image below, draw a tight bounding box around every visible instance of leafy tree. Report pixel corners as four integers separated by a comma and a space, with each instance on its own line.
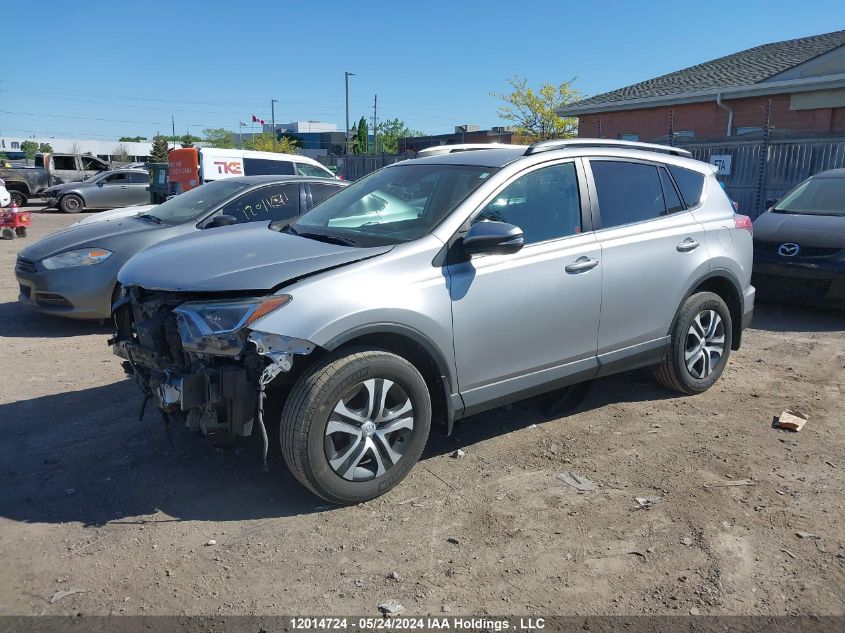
112, 143, 131, 162
243, 133, 299, 154
38, 142, 53, 153
202, 128, 236, 149
377, 118, 424, 154
150, 134, 170, 163
491, 76, 580, 142
353, 116, 368, 155
180, 133, 196, 148
20, 141, 39, 160
119, 136, 148, 142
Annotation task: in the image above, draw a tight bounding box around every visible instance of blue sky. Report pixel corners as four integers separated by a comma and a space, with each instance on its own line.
2, 0, 843, 141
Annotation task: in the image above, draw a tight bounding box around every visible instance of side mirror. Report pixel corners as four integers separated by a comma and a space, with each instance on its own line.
96, 182, 104, 187
207, 214, 237, 229
765, 198, 778, 209
462, 221, 524, 256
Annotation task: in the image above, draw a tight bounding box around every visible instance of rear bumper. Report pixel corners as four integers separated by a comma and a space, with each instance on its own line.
752, 258, 845, 307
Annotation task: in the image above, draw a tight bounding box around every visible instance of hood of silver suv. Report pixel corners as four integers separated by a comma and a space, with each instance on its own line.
117, 222, 393, 292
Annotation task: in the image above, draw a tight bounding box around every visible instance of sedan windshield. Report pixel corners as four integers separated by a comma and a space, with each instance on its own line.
293, 164, 496, 245
148, 180, 253, 224
775, 177, 845, 216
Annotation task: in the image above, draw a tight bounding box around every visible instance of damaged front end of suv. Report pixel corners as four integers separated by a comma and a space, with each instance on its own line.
111, 287, 315, 466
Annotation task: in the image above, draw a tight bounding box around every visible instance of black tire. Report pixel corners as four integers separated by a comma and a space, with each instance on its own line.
59, 194, 84, 213
15, 227, 26, 238
280, 346, 431, 504
9, 190, 27, 207
2, 228, 14, 240
654, 291, 733, 395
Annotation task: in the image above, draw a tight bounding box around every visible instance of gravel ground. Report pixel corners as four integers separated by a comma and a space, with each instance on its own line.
1, 210, 843, 617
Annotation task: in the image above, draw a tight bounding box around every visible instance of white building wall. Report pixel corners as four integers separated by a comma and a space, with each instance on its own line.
0, 136, 154, 160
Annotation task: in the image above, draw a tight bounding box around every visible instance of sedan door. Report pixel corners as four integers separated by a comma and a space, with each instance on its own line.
586, 159, 710, 365
86, 172, 133, 208
448, 160, 602, 413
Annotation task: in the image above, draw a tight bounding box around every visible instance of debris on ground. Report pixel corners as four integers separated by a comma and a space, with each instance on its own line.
825, 461, 836, 468
49, 588, 85, 604
706, 479, 755, 488
388, 571, 400, 581
205, 539, 217, 546
781, 549, 797, 559
796, 531, 819, 539
774, 409, 808, 432
689, 607, 701, 616
557, 471, 598, 492
634, 496, 662, 510
627, 550, 647, 561
451, 449, 466, 459
395, 497, 418, 505
377, 600, 404, 616
446, 537, 460, 545
681, 537, 694, 547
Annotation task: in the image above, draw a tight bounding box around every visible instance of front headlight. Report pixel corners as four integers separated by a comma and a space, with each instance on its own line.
42, 248, 113, 270
173, 295, 291, 356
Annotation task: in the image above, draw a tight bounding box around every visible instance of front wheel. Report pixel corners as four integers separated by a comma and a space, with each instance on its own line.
280, 346, 431, 504
9, 190, 27, 207
15, 227, 27, 238
59, 194, 84, 213
654, 291, 733, 395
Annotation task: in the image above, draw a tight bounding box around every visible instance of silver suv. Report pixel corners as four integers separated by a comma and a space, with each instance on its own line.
113, 139, 755, 504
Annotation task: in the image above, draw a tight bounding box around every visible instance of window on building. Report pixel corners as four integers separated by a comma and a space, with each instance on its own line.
674, 130, 695, 138
619, 133, 639, 142
591, 160, 671, 228
473, 162, 581, 244
734, 126, 763, 136
220, 183, 300, 224
668, 165, 705, 208
11, 142, 19, 149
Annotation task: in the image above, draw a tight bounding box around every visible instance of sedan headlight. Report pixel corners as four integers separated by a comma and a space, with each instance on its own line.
42, 248, 113, 270
173, 295, 291, 356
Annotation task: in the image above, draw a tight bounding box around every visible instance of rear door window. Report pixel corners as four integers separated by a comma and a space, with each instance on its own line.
242, 158, 295, 176
668, 165, 705, 208
590, 160, 668, 229
219, 183, 300, 223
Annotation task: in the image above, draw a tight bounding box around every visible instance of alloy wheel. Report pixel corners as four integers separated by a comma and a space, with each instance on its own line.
685, 309, 725, 379
324, 378, 415, 481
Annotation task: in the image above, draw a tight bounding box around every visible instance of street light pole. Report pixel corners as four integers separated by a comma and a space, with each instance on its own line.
271, 99, 278, 151
345, 71, 355, 156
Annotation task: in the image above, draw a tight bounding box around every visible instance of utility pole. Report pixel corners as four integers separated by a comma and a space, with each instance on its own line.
345, 72, 355, 156
171, 115, 176, 150
372, 94, 378, 155
271, 99, 278, 151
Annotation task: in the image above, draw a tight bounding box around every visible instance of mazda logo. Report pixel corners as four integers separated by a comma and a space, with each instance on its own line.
778, 243, 800, 257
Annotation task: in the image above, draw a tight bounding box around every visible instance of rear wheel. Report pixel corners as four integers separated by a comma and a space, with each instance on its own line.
14, 227, 26, 238
280, 346, 431, 504
59, 194, 84, 213
654, 291, 733, 394
2, 228, 14, 240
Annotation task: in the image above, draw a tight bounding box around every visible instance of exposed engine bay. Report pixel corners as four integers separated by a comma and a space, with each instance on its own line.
110, 286, 314, 465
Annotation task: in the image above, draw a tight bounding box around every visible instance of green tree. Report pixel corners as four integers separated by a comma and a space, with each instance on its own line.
150, 134, 170, 163
243, 133, 299, 154
491, 76, 581, 142
202, 128, 236, 149
38, 142, 53, 154
20, 140, 40, 160
119, 136, 148, 142
353, 116, 368, 154
377, 118, 424, 154
180, 133, 196, 148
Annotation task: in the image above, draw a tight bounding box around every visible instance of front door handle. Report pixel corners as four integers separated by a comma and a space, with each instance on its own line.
677, 238, 700, 252
565, 256, 599, 273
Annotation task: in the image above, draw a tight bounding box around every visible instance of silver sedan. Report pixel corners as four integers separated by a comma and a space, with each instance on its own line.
43, 169, 150, 213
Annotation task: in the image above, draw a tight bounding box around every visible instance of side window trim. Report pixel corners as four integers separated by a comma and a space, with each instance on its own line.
456, 158, 591, 248
586, 157, 693, 232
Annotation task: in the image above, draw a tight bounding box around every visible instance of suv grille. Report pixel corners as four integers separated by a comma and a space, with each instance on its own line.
16, 256, 37, 273
754, 241, 841, 258
752, 272, 832, 299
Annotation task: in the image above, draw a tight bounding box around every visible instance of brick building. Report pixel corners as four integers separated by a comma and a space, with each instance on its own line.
558, 30, 845, 142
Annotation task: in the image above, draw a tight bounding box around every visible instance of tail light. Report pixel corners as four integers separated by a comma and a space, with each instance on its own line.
734, 214, 753, 236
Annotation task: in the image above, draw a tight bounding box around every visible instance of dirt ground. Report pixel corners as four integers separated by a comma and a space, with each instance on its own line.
0, 209, 843, 618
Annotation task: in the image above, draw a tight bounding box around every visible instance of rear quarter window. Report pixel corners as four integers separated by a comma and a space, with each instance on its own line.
668, 166, 705, 208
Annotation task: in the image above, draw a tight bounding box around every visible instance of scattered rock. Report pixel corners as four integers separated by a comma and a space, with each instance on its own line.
205, 539, 217, 546
451, 449, 466, 459
388, 571, 400, 581
774, 409, 808, 432
446, 537, 460, 545
378, 600, 404, 616
689, 607, 701, 616
441, 604, 452, 613
49, 588, 85, 604
681, 537, 694, 547
557, 471, 598, 492
635, 496, 662, 510
706, 479, 754, 487
796, 531, 819, 539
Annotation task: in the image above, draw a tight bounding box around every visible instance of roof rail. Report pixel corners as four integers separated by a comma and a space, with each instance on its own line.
417, 143, 519, 157
524, 138, 692, 158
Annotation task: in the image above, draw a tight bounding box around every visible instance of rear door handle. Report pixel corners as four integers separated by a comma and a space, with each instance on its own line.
565, 256, 599, 273
676, 238, 699, 252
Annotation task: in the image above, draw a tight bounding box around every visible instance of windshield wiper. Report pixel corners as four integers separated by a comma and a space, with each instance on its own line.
296, 231, 359, 247
138, 213, 163, 224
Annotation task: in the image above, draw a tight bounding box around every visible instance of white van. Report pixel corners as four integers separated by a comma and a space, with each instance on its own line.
168, 147, 336, 194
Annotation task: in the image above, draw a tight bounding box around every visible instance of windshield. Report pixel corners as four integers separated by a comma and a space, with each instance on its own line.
148, 180, 253, 224
774, 176, 845, 216
293, 164, 495, 245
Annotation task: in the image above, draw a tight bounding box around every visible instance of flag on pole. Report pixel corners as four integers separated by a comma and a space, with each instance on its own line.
239, 121, 247, 127
252, 114, 265, 125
